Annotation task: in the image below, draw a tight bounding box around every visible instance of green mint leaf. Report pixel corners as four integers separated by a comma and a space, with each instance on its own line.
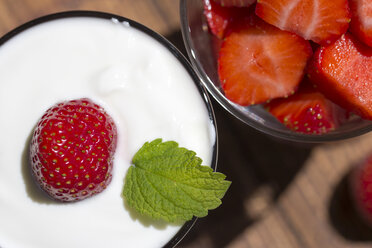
122, 138, 231, 223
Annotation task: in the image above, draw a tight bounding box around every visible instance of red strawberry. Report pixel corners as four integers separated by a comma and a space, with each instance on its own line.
351, 154, 372, 225
218, 14, 312, 106
266, 83, 347, 134
255, 0, 351, 45
213, 0, 255, 7
349, 0, 372, 47
307, 33, 372, 120
30, 98, 117, 202
203, 0, 249, 39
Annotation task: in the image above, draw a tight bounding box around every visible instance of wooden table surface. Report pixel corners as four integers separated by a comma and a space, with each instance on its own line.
1, 1, 372, 247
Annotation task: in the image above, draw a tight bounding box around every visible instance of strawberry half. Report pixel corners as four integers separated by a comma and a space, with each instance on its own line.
213, 0, 255, 7
30, 98, 117, 202
308, 33, 372, 120
255, 0, 351, 45
203, 0, 249, 39
349, 0, 372, 47
266, 83, 347, 134
218, 13, 312, 106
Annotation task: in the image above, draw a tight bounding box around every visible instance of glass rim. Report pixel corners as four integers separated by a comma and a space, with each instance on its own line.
179, 0, 372, 143
0, 10, 219, 248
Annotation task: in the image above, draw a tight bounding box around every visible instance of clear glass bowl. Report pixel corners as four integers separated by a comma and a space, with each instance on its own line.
180, 0, 372, 142
0, 10, 217, 248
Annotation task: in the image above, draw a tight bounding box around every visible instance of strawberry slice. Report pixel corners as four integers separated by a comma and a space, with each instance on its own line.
307, 33, 372, 120
266, 83, 347, 134
203, 0, 249, 39
349, 0, 372, 47
255, 0, 351, 45
213, 0, 255, 7
218, 14, 312, 106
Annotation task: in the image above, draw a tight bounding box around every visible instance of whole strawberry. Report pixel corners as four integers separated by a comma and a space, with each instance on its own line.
351, 154, 372, 225
30, 98, 117, 202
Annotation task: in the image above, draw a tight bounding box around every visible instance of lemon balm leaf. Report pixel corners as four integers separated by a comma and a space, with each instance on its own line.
122, 139, 231, 223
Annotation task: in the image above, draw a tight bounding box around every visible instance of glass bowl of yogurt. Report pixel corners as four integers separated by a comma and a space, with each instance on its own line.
0, 11, 217, 248
180, 0, 372, 142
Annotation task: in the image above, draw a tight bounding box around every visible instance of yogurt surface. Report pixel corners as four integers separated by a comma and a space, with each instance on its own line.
0, 16, 215, 248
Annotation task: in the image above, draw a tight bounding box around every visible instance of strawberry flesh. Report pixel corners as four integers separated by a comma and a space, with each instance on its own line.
255, 0, 351, 45
218, 13, 312, 105
308, 33, 372, 120
266, 83, 347, 134
213, 0, 256, 7
203, 0, 249, 39
30, 98, 117, 202
349, 0, 372, 47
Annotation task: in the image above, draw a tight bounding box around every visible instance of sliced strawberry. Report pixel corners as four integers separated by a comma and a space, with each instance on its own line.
218, 14, 312, 106
213, 0, 255, 7
307, 33, 372, 120
255, 0, 351, 45
266, 83, 347, 134
203, 0, 249, 39
349, 0, 372, 47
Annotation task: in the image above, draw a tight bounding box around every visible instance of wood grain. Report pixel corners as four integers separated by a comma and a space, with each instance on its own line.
1, 1, 372, 247
0, 0, 180, 36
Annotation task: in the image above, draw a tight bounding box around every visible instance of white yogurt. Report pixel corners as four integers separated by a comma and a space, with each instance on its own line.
0, 16, 215, 248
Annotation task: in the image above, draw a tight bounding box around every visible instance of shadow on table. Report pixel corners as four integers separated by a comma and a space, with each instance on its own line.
165, 29, 315, 248
178, 99, 313, 248
165, 29, 187, 58
328, 169, 372, 242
